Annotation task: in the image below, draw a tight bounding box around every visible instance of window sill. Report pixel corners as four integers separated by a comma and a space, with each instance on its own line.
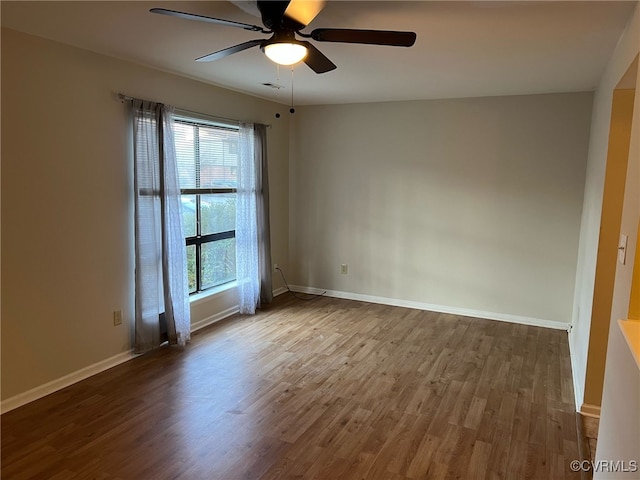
189, 281, 237, 306
618, 319, 640, 370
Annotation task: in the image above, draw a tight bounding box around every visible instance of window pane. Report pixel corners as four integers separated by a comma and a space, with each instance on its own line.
186, 244, 196, 294
175, 122, 197, 188
181, 195, 197, 237
199, 126, 238, 188
201, 193, 236, 236
201, 239, 236, 289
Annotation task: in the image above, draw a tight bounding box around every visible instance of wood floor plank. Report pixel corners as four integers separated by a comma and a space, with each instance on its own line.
466, 439, 493, 480
2, 294, 581, 479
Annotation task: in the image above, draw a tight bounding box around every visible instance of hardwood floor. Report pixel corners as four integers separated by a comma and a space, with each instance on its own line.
2, 294, 581, 479
576, 413, 599, 480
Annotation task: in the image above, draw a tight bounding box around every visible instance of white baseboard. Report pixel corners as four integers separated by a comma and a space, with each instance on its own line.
1, 305, 239, 413
3, 290, 291, 414
568, 331, 584, 411
191, 288, 288, 332
1, 351, 137, 414
273, 287, 288, 297
2, 286, 569, 414
190, 305, 239, 332
289, 285, 571, 331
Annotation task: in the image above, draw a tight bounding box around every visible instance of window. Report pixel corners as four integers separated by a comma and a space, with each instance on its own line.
174, 116, 238, 294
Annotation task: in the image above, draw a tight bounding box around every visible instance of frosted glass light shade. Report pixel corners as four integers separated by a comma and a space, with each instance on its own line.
263, 42, 308, 65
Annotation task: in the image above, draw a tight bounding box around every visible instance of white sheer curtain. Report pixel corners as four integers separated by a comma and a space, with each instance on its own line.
132, 100, 190, 352
236, 123, 272, 314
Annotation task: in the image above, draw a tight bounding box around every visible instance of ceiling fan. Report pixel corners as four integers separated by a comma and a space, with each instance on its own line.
150, 1, 417, 74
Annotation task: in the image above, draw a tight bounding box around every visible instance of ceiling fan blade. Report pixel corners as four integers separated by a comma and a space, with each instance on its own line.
150, 8, 267, 33
196, 40, 263, 62
310, 28, 416, 47
284, 0, 326, 27
300, 41, 336, 74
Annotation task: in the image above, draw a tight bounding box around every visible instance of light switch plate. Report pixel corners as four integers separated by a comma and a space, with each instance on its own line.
618, 234, 628, 265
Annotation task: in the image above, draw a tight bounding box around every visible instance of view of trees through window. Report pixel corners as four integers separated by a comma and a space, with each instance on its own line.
174, 117, 238, 294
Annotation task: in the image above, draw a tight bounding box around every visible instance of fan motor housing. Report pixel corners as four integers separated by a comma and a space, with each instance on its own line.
258, 1, 302, 31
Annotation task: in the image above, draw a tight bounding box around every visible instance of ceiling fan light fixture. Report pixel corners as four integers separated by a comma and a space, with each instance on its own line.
263, 42, 308, 66
150, 5, 416, 75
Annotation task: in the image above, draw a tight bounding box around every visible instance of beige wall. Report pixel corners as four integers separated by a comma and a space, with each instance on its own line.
1, 28, 290, 401
289, 93, 593, 324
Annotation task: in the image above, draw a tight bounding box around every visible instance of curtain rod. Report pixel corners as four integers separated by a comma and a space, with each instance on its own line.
117, 92, 271, 127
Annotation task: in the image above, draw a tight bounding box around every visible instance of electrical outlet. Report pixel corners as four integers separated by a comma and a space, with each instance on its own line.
273, 263, 279, 272
341, 264, 348, 275
113, 310, 123, 326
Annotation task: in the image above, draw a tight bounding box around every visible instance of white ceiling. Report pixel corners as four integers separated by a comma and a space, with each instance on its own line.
1, 1, 637, 105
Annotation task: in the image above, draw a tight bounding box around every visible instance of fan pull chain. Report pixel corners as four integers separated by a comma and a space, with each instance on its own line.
290, 66, 295, 114
274, 65, 282, 118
